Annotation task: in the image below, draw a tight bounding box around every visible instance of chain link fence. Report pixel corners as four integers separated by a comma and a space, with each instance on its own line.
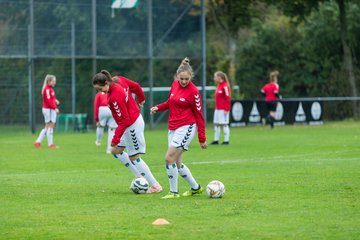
0, 0, 203, 131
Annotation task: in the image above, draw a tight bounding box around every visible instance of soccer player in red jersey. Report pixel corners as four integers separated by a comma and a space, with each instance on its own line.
211, 71, 231, 145
261, 70, 280, 128
94, 91, 117, 154
34, 74, 60, 149
92, 70, 161, 193
150, 58, 208, 199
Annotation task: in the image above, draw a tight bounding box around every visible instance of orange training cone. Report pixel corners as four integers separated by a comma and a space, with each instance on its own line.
152, 218, 170, 225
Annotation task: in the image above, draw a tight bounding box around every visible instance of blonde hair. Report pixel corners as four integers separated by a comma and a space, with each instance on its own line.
215, 71, 231, 97
42, 74, 56, 94
269, 70, 279, 82
215, 71, 230, 85
176, 57, 194, 78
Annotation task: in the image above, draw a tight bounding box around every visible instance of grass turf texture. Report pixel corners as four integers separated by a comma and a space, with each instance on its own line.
0, 122, 359, 239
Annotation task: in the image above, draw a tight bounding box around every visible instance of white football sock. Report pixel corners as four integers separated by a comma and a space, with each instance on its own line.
133, 158, 157, 186
214, 125, 220, 141
178, 163, 199, 189
223, 125, 230, 142
36, 128, 47, 143
96, 127, 104, 143
166, 164, 179, 193
107, 128, 115, 152
113, 152, 141, 178
47, 127, 54, 145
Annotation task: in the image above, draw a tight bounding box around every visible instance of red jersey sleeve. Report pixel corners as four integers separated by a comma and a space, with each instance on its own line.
116, 76, 146, 104
156, 84, 174, 111
94, 93, 100, 122
191, 88, 206, 143
109, 93, 131, 146
156, 101, 170, 111
223, 83, 231, 112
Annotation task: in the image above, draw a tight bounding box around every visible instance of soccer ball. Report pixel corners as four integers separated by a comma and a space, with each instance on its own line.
206, 180, 225, 198
130, 177, 149, 194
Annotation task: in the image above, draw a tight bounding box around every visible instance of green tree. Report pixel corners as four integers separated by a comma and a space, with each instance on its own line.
207, 0, 253, 90
276, 0, 359, 117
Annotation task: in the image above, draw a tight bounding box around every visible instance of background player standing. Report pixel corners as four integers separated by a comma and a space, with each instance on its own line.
211, 71, 231, 145
261, 70, 280, 128
34, 74, 60, 149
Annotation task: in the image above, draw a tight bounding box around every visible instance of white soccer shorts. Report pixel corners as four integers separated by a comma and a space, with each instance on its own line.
168, 124, 198, 151
118, 115, 146, 157
98, 106, 117, 129
213, 109, 229, 125
42, 108, 57, 123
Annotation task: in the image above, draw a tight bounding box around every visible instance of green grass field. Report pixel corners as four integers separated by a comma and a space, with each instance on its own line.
1, 122, 359, 239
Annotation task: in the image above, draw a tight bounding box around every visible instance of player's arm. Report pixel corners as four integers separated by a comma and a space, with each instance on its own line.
260, 89, 266, 96
48, 89, 58, 109
122, 77, 146, 104
274, 84, 280, 99
190, 90, 207, 147
151, 84, 173, 114
94, 94, 100, 123
223, 85, 231, 112
110, 95, 131, 146
43, 88, 53, 108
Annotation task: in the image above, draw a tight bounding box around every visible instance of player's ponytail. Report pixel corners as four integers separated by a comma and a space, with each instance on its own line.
176, 57, 194, 78
92, 69, 112, 86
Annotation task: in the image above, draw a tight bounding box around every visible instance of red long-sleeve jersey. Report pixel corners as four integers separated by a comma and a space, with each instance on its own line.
93, 92, 108, 122
107, 77, 145, 145
261, 82, 279, 101
155, 80, 206, 143
215, 80, 231, 111
42, 84, 57, 109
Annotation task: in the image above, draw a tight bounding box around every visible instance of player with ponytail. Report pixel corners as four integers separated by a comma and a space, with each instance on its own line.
92, 70, 162, 193
151, 57, 208, 199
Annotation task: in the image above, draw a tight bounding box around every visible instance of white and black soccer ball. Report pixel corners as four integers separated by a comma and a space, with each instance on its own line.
206, 180, 225, 198
130, 177, 149, 194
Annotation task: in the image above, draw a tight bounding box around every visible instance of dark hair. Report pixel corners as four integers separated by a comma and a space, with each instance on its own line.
92, 69, 112, 86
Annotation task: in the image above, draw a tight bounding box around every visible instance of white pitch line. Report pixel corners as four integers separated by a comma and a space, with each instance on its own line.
188, 149, 360, 165
189, 156, 360, 165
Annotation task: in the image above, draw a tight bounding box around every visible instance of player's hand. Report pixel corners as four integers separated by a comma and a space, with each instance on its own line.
55, 108, 60, 114
200, 142, 208, 149
111, 145, 122, 155
56, 99, 60, 105
150, 106, 158, 115
96, 122, 100, 127
139, 101, 145, 107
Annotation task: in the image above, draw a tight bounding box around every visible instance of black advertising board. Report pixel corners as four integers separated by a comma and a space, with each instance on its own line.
230, 100, 323, 127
